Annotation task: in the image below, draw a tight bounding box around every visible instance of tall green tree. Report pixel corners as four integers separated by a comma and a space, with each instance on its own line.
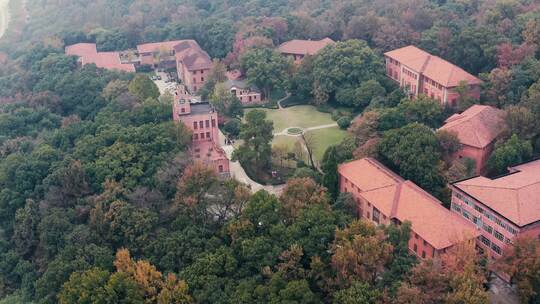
240, 48, 291, 99
233, 110, 273, 172
128, 75, 159, 102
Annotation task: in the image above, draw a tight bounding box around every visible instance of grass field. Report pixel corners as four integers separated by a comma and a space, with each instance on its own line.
272, 127, 347, 164
248, 105, 336, 132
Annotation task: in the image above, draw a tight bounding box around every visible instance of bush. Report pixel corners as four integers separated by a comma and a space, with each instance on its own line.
337, 116, 352, 129
136, 65, 153, 73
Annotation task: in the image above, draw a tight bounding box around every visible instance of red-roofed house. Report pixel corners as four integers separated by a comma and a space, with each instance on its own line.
278, 37, 334, 64
339, 158, 480, 259
439, 105, 506, 174
384, 45, 482, 107
450, 159, 540, 259
172, 89, 229, 176
65, 43, 136, 72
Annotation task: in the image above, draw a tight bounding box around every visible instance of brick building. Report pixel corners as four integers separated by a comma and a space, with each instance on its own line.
450, 159, 540, 259
278, 37, 334, 64
137, 40, 212, 93
384, 45, 482, 107
338, 158, 479, 259
65, 43, 136, 72
439, 105, 506, 174
172, 89, 229, 176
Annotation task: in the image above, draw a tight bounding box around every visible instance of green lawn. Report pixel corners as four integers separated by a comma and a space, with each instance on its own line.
248, 105, 336, 133
272, 126, 347, 164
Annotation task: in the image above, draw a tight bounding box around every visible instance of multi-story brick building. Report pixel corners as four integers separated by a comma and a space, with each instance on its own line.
278, 37, 334, 64
65, 43, 136, 72
439, 105, 506, 174
384, 45, 482, 107
450, 159, 540, 259
137, 40, 212, 93
338, 158, 479, 259
172, 89, 229, 176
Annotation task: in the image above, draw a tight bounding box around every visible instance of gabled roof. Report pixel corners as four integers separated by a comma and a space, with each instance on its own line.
384, 45, 482, 88
278, 37, 335, 56
339, 158, 480, 250
439, 105, 506, 149
137, 40, 184, 54
173, 40, 212, 71
453, 159, 540, 227
65, 43, 135, 72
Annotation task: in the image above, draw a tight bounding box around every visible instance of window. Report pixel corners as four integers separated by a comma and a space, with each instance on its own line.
211, 119, 216, 127
451, 203, 461, 213
372, 208, 380, 224
483, 224, 493, 234
480, 235, 491, 246
367, 212, 370, 219
193, 134, 199, 140
193, 122, 198, 129
494, 230, 504, 242
413, 244, 418, 252
181, 108, 185, 113
201, 77, 204, 81
218, 165, 224, 173
474, 205, 484, 213
415, 233, 419, 239
491, 243, 502, 255
205, 120, 210, 128
423, 240, 427, 246
422, 251, 426, 258
206, 132, 210, 139
193, 78, 196, 83
199, 121, 203, 128
462, 210, 470, 220
200, 132, 204, 139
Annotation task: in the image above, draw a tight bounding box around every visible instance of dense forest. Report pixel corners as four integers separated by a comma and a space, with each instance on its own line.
0, 0, 540, 303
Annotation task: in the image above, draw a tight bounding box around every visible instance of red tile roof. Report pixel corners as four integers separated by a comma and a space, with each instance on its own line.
384, 45, 482, 88
136, 40, 184, 54
65, 43, 135, 72
173, 40, 212, 71
339, 158, 480, 249
278, 37, 335, 56
453, 159, 540, 227
439, 105, 506, 149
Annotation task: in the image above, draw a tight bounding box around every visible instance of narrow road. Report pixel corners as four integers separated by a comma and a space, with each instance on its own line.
218, 130, 284, 196
0, 0, 10, 39
277, 93, 291, 109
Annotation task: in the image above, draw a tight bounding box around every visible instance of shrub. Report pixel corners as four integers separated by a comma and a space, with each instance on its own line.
337, 116, 352, 129
223, 119, 241, 137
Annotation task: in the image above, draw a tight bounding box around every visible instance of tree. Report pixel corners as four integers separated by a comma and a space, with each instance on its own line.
210, 83, 243, 119
436, 130, 461, 164
175, 163, 218, 209
279, 178, 330, 219
333, 281, 382, 304
331, 220, 393, 287
312, 40, 384, 105
240, 48, 291, 99
128, 75, 159, 101
58, 268, 111, 304
487, 134, 533, 175
497, 236, 540, 303
233, 109, 273, 172
301, 132, 317, 169
504, 106, 538, 141
378, 123, 447, 199
321, 142, 353, 199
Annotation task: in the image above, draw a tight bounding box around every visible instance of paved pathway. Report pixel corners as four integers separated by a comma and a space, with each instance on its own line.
277, 93, 291, 109
219, 130, 285, 196
274, 123, 338, 136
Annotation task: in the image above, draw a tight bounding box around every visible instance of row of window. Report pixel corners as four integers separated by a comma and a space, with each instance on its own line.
192, 70, 206, 75
193, 77, 205, 83
387, 58, 400, 65
193, 132, 211, 140
423, 76, 443, 90
402, 68, 418, 80
480, 235, 502, 255
453, 203, 513, 245
193, 119, 216, 130
454, 193, 517, 235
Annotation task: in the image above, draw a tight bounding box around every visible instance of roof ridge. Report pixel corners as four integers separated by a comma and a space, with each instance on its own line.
390, 182, 403, 218
365, 158, 405, 183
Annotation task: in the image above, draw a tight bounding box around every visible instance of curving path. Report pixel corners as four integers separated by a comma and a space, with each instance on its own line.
219, 130, 285, 196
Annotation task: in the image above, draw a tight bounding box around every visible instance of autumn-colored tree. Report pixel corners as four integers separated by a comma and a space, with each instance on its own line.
175, 163, 218, 207
497, 236, 540, 303
279, 177, 330, 219
330, 220, 393, 287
